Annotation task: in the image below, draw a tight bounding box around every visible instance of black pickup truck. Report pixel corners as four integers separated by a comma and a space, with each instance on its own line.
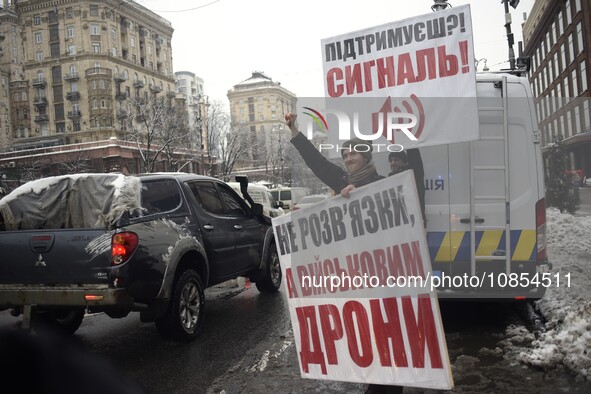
0, 173, 281, 341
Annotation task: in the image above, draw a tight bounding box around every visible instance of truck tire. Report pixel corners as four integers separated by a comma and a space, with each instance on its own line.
155, 269, 205, 342
255, 244, 282, 293
34, 309, 85, 336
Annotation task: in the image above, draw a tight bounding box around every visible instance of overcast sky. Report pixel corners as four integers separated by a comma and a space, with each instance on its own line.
141, 0, 535, 103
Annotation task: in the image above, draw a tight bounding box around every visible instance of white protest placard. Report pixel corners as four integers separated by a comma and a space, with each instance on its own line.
309, 4, 479, 151
272, 171, 453, 389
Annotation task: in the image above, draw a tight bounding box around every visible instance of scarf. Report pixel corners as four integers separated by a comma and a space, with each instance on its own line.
348, 161, 378, 187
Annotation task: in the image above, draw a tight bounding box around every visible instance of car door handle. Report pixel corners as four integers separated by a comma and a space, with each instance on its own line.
233, 224, 243, 230
203, 224, 214, 231
460, 217, 485, 224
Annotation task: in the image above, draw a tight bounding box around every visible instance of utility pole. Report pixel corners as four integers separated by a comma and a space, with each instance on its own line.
504, 0, 516, 70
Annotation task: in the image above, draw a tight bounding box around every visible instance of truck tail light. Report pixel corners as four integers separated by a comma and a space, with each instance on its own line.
112, 232, 138, 265
535, 198, 546, 261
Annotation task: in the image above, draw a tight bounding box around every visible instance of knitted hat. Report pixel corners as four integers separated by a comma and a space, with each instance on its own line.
341, 137, 373, 162
388, 150, 408, 163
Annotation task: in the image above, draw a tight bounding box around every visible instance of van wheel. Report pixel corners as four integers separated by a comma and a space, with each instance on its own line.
34, 309, 85, 336
155, 269, 205, 342
256, 244, 281, 293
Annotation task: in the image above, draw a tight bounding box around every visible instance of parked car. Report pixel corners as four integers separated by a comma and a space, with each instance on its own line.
0, 174, 281, 341
292, 194, 332, 211
226, 182, 284, 217
270, 187, 311, 212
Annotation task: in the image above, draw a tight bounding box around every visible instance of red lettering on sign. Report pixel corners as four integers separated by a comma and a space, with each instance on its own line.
285, 268, 298, 299
343, 301, 373, 368
319, 304, 344, 365
401, 295, 443, 369
296, 306, 327, 374
370, 298, 408, 367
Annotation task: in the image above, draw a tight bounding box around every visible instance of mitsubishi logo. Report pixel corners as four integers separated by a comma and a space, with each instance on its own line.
35, 254, 47, 267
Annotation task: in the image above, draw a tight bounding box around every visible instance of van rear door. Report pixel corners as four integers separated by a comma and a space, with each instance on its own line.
424, 75, 542, 292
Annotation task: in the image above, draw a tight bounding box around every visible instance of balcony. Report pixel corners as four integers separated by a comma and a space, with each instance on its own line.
166, 91, 176, 98
64, 73, 80, 81
35, 114, 49, 123
133, 80, 145, 89
32, 78, 46, 88
114, 73, 128, 82
115, 92, 127, 101
67, 110, 81, 118
85, 67, 112, 77
117, 110, 128, 119
149, 84, 162, 94
33, 97, 48, 106
66, 91, 81, 101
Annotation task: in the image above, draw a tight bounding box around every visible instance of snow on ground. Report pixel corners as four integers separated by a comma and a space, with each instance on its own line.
505, 208, 591, 381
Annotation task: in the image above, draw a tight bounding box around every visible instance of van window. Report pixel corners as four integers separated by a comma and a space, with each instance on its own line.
280, 190, 292, 200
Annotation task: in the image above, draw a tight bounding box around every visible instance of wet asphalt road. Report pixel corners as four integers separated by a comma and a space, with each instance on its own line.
2, 282, 591, 393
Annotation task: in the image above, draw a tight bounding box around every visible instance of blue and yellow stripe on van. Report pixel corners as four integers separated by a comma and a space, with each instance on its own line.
427, 230, 537, 262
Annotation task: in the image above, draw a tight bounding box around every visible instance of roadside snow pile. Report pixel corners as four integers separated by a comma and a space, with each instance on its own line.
516, 208, 591, 381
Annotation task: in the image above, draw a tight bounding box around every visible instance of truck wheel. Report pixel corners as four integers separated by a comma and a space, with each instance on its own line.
255, 244, 282, 293
34, 309, 85, 336
155, 269, 205, 342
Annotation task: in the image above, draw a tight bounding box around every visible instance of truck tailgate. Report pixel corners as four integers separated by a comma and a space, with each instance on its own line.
0, 229, 111, 285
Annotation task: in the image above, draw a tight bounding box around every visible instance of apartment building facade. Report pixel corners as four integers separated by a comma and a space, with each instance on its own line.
0, 0, 199, 181
227, 71, 296, 183
522, 0, 590, 178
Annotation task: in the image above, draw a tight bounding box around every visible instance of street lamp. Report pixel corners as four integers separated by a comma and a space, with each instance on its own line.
475, 58, 490, 72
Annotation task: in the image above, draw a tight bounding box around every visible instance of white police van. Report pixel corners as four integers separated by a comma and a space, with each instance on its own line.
420, 71, 549, 299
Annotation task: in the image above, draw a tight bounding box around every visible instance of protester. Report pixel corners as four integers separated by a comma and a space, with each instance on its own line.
388, 149, 426, 226
285, 113, 383, 198
286, 112, 403, 394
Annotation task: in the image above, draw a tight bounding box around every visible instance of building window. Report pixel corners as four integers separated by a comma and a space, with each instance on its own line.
33, 15, 41, 25
130, 37, 135, 48
34, 31, 42, 44
67, 25, 75, 38
35, 51, 44, 62
66, 7, 73, 18
92, 42, 101, 53
50, 43, 60, 59
566, 1, 572, 24
68, 45, 76, 56
572, 69, 578, 97
111, 28, 117, 42
90, 5, 99, 16
580, 61, 587, 92
575, 0, 581, 13
576, 22, 584, 56
567, 34, 574, 65
90, 24, 100, 36
574, 106, 581, 134
583, 101, 590, 131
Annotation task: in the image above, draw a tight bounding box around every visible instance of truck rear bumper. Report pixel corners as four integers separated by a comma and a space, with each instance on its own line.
0, 285, 132, 308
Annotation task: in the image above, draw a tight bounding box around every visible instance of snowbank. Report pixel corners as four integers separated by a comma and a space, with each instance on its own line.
515, 209, 591, 381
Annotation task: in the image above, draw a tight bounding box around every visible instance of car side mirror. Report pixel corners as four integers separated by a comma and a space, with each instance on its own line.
275, 201, 284, 208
